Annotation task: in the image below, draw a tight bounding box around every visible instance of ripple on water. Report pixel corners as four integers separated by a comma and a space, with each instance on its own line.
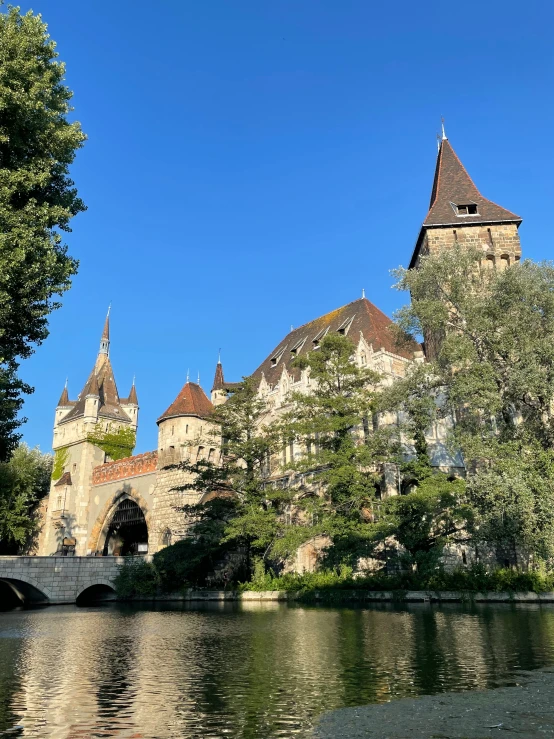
1, 602, 554, 738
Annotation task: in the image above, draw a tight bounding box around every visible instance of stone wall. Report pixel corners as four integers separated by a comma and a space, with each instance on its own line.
419, 222, 521, 267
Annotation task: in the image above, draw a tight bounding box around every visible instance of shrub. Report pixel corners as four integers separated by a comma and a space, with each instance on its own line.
113, 558, 160, 599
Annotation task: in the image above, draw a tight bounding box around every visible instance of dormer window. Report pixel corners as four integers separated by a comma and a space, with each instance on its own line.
271, 349, 285, 367
455, 203, 478, 216
312, 327, 328, 349
336, 316, 354, 336
290, 338, 306, 358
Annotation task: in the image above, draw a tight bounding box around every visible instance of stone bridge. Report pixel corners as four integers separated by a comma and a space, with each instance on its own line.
0, 556, 128, 605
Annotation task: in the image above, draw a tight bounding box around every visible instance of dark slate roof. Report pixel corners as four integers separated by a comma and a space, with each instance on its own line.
250, 297, 420, 388
60, 353, 131, 425
158, 381, 214, 423
54, 471, 72, 487
410, 138, 522, 268
123, 383, 138, 405
57, 386, 73, 407
212, 362, 224, 391
211, 362, 241, 393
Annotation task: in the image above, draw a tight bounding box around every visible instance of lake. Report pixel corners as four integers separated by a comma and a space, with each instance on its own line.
1, 601, 554, 738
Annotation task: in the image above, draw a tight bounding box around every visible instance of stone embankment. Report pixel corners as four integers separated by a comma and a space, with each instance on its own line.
313, 667, 554, 738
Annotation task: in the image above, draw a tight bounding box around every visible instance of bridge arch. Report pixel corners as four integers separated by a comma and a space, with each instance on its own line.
0, 576, 51, 606
76, 579, 116, 605
89, 488, 151, 556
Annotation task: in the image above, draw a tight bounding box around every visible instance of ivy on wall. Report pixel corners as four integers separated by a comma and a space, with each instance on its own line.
52, 447, 69, 480
87, 423, 136, 462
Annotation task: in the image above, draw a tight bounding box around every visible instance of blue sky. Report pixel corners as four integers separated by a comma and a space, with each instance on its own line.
15, 0, 554, 455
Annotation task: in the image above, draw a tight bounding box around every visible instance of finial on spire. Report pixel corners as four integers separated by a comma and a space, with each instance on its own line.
218, 348, 221, 364
441, 116, 447, 141
436, 132, 441, 152
291, 325, 294, 332
197, 371, 200, 385
362, 288, 365, 299
65, 377, 68, 389
99, 307, 110, 355
186, 368, 190, 383
132, 374, 135, 387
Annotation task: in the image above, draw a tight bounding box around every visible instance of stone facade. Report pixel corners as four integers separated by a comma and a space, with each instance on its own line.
417, 222, 521, 269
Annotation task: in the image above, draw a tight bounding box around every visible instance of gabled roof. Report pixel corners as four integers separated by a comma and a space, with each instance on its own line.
251, 297, 420, 388
158, 381, 214, 423
410, 137, 522, 268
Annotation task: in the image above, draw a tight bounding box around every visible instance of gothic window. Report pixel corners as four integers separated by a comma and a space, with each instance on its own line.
197, 446, 204, 460
162, 529, 172, 547
56, 495, 62, 509
208, 448, 215, 462
360, 353, 366, 365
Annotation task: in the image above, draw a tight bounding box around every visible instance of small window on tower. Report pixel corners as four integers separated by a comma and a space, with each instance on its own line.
456, 203, 478, 215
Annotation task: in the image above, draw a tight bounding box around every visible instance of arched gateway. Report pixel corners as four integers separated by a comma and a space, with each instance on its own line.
102, 498, 148, 555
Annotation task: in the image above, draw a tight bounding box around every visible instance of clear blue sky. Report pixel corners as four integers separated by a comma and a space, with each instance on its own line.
16, 0, 554, 455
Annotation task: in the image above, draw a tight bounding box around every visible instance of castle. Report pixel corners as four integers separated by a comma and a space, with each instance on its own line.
37, 131, 522, 559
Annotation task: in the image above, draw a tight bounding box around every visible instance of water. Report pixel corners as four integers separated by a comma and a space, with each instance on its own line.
1, 601, 554, 738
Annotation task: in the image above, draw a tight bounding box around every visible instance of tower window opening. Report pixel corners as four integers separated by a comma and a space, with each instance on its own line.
453, 229, 458, 241
487, 227, 494, 246
456, 203, 478, 215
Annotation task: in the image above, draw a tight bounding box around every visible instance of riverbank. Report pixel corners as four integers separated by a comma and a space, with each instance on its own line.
313, 667, 554, 738
136, 588, 554, 603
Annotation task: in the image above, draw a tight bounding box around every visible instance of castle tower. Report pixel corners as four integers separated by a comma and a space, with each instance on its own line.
211, 356, 227, 406
150, 378, 219, 551
40, 311, 138, 555
409, 130, 522, 270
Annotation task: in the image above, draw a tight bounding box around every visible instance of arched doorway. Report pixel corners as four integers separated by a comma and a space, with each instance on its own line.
102, 498, 148, 556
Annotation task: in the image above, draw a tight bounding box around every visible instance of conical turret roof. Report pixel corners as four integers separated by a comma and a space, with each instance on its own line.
212, 361, 225, 391
57, 384, 70, 407
158, 381, 214, 423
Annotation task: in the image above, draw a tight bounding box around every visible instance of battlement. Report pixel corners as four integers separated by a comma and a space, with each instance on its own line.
92, 451, 158, 485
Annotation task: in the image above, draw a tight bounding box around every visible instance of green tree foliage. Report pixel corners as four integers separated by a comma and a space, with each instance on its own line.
87, 423, 136, 461
173, 376, 282, 581
0, 443, 52, 553
278, 333, 386, 567
393, 247, 554, 563
0, 5, 86, 457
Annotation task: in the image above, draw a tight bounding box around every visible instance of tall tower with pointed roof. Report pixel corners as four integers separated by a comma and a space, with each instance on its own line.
41, 312, 139, 555
410, 131, 522, 270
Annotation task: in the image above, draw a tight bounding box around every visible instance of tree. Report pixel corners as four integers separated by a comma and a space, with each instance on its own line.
172, 376, 282, 584
0, 6, 86, 457
0, 443, 52, 554
278, 333, 386, 568
392, 246, 554, 564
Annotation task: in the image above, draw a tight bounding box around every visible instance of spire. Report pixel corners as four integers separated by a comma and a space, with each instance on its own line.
212, 355, 225, 392
441, 117, 447, 140
127, 378, 138, 405
57, 381, 70, 407
99, 307, 110, 356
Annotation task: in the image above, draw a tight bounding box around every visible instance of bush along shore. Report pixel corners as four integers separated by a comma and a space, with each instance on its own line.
114, 560, 554, 603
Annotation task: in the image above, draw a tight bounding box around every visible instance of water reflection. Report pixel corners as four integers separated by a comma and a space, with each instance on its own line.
1, 602, 554, 738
